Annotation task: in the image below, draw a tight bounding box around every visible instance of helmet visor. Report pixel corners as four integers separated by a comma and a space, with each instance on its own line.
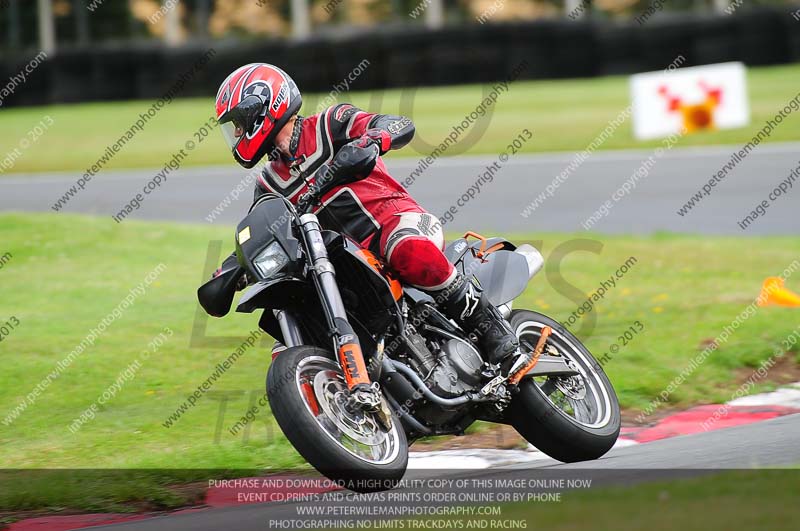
218, 94, 266, 153
220, 121, 242, 151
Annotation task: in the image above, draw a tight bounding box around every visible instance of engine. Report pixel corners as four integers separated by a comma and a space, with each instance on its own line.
425, 338, 484, 397
402, 324, 485, 398
389, 314, 488, 426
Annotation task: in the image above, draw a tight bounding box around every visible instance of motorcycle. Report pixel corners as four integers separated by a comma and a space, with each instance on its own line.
199, 154, 620, 491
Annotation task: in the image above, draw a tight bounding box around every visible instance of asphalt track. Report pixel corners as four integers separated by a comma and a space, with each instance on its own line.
1, 143, 798, 235
86, 414, 800, 530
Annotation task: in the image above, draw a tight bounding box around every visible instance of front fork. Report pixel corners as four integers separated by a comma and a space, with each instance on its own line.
298, 214, 373, 394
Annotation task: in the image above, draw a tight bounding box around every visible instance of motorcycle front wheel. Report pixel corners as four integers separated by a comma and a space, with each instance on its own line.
508, 310, 621, 462
267, 345, 408, 492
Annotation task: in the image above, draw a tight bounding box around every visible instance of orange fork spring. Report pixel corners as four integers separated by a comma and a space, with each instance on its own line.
508, 326, 552, 386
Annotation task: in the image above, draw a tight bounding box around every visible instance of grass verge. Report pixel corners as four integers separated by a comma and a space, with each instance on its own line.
0, 212, 798, 511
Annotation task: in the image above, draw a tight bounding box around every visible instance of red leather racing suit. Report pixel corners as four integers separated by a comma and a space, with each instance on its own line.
253, 104, 456, 291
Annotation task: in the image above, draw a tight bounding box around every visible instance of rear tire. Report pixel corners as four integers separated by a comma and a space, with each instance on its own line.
508, 310, 620, 462
267, 345, 408, 492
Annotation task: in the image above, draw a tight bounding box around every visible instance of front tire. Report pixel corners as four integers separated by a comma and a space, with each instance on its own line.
267, 345, 408, 491
508, 310, 620, 462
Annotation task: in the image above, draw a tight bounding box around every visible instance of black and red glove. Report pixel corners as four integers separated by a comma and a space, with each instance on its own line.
329, 139, 379, 182
298, 141, 379, 212
355, 128, 392, 155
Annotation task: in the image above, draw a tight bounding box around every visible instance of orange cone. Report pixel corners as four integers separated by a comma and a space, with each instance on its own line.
758, 277, 800, 307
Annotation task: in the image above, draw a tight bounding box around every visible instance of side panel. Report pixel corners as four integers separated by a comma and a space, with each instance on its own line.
444, 237, 515, 264
458, 249, 531, 306
407, 238, 528, 306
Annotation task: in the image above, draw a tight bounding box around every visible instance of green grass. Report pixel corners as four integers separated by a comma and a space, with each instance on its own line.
1, 63, 799, 174
1, 213, 799, 511
359, 469, 800, 531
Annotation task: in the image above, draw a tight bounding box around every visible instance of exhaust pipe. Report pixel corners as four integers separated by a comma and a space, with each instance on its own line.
385, 358, 490, 408
515, 244, 544, 279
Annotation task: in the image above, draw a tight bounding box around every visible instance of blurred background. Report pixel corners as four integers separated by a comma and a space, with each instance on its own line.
1, 0, 800, 105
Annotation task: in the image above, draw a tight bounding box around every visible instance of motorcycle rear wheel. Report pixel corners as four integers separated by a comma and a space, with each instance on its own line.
267, 345, 408, 492
508, 310, 621, 462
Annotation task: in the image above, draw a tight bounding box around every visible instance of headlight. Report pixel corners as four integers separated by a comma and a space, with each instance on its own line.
253, 241, 289, 279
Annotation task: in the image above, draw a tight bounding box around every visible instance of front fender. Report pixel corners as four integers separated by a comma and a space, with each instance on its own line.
236, 277, 308, 313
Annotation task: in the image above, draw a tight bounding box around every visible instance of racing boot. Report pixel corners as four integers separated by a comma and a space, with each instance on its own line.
438, 274, 520, 367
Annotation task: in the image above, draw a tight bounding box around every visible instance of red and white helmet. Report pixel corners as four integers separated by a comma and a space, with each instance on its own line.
215, 63, 302, 168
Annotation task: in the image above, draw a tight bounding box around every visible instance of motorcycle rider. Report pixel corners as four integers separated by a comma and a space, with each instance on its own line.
211, 63, 519, 368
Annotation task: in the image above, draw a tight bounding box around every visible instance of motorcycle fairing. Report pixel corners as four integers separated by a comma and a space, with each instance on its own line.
235, 196, 301, 278
236, 231, 399, 347
236, 277, 309, 314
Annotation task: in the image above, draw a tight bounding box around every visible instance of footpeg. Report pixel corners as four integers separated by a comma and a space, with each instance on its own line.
479, 375, 506, 396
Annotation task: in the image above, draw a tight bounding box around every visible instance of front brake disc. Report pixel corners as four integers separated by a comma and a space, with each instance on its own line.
313, 370, 387, 445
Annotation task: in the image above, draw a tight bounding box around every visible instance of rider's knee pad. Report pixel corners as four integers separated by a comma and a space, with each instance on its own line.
382, 213, 455, 290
